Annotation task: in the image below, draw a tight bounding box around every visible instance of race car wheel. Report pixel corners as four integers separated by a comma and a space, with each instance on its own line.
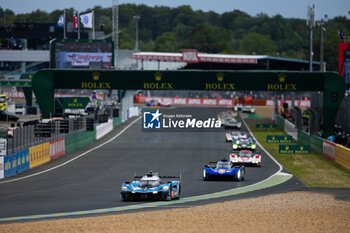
203, 170, 208, 181
236, 170, 241, 181
240, 167, 245, 181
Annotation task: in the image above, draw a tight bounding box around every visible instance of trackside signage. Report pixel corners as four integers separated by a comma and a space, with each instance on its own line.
0, 156, 3, 179
96, 119, 114, 140
279, 145, 310, 154
267, 135, 293, 143
255, 124, 277, 131
50, 138, 66, 160
142, 108, 222, 132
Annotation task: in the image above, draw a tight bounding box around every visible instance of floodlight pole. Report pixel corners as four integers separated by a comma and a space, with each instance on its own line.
112, 0, 119, 69
133, 16, 140, 51
307, 4, 315, 72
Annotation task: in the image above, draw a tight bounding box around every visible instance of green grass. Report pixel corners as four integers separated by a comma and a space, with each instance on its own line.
249, 124, 350, 188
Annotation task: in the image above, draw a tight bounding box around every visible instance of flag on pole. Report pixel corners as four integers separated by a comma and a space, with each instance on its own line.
80, 12, 94, 28
73, 12, 78, 28
56, 14, 65, 28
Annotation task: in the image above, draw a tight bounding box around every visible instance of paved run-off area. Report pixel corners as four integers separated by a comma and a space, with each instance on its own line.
1, 191, 349, 233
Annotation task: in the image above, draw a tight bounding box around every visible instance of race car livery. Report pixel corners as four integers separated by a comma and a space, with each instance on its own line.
232, 138, 257, 150
225, 131, 247, 142
241, 105, 255, 113
203, 159, 245, 181
121, 171, 181, 201
230, 150, 261, 167
221, 117, 242, 129
233, 104, 255, 113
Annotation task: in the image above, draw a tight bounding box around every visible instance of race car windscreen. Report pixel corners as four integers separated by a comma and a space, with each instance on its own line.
216, 162, 231, 169
138, 179, 160, 188
239, 151, 252, 157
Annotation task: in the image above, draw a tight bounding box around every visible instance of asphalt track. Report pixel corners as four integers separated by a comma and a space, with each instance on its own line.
0, 107, 300, 221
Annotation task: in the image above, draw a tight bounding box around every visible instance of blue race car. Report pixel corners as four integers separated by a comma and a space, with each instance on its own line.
121, 171, 181, 201
203, 159, 245, 181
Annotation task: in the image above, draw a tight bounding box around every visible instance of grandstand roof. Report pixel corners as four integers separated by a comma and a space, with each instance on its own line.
131, 50, 321, 71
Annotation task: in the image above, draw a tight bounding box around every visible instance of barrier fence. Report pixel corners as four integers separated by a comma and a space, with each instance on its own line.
0, 114, 127, 180
277, 115, 350, 170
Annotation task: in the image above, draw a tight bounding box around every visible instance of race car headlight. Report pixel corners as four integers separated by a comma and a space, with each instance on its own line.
251, 144, 256, 149
122, 186, 130, 191
236, 140, 240, 144
162, 186, 170, 191
233, 144, 238, 149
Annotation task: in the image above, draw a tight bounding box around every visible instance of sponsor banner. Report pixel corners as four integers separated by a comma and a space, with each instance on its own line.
335, 144, 350, 170
0, 156, 3, 179
138, 96, 235, 106
96, 119, 113, 140
3, 149, 29, 177
29, 142, 50, 169
255, 124, 277, 131
323, 140, 336, 161
16, 149, 30, 174
265, 100, 310, 107
3, 91, 25, 99
50, 137, 66, 160
279, 145, 310, 154
138, 96, 309, 107
266, 135, 293, 143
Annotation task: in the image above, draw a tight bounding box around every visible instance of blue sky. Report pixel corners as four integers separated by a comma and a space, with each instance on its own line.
1, 0, 349, 20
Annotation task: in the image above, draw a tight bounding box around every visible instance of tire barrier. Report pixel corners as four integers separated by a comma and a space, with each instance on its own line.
50, 138, 66, 160
29, 142, 50, 169
3, 149, 29, 178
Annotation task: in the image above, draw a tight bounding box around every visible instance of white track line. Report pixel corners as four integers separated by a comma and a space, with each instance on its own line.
240, 112, 283, 173
0, 116, 142, 185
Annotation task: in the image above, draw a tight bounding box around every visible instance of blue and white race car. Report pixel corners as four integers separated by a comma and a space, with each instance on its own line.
121, 171, 181, 201
203, 159, 245, 181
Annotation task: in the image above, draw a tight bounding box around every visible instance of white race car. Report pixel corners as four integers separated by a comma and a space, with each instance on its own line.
241, 105, 255, 113
221, 117, 242, 129
225, 131, 247, 142
230, 150, 261, 167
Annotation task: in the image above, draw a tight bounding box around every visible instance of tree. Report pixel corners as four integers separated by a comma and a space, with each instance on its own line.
153, 32, 179, 52
239, 33, 277, 55
182, 24, 234, 53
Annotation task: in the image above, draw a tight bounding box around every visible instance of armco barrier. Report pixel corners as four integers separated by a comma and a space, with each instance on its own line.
4, 149, 29, 177
284, 119, 297, 140
29, 143, 50, 169
50, 137, 66, 160
276, 115, 285, 130
323, 140, 336, 161
113, 117, 121, 128
297, 129, 323, 154
65, 130, 95, 154
335, 144, 350, 170
0, 156, 3, 179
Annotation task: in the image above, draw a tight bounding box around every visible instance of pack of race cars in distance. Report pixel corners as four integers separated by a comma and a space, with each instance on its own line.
230, 150, 261, 167
121, 171, 181, 201
232, 137, 257, 150
203, 159, 245, 181
218, 111, 242, 129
